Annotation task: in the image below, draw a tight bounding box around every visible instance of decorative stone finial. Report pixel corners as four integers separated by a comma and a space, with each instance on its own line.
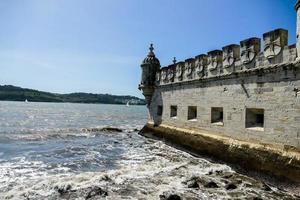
148, 43, 155, 56
142, 43, 160, 65
173, 57, 177, 64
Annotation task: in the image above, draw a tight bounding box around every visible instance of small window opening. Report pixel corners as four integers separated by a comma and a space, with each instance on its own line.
246, 108, 264, 131
157, 105, 163, 116
170, 105, 177, 118
188, 106, 197, 121
211, 107, 224, 125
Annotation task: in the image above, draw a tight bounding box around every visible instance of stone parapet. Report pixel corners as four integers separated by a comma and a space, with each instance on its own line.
156, 29, 297, 86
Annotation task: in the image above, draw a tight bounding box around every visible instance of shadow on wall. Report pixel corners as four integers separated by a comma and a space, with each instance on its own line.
152, 91, 163, 126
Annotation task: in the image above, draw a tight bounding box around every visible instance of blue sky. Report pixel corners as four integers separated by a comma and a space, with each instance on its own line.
0, 0, 297, 97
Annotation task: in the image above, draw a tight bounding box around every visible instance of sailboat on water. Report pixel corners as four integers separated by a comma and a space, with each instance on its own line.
25, 99, 28, 103
126, 101, 130, 107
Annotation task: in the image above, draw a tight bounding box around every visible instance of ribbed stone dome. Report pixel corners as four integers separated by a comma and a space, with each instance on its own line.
142, 44, 160, 65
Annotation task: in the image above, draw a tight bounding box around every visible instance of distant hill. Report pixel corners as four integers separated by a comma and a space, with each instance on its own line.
0, 85, 146, 105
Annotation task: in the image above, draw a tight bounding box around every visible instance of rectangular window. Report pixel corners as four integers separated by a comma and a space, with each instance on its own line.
246, 108, 264, 131
211, 107, 224, 125
188, 106, 197, 120
170, 105, 177, 118
157, 105, 163, 116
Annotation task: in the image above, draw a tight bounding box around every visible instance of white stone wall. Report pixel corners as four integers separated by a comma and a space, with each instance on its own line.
149, 66, 300, 148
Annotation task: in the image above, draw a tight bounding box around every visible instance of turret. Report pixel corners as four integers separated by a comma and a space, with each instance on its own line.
138, 44, 161, 106
296, 0, 300, 59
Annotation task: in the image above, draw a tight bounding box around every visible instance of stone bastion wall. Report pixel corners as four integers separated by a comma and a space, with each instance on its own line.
149, 28, 300, 149
139, 8, 300, 181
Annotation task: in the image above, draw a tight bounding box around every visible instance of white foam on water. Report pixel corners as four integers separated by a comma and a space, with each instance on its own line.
0, 139, 297, 200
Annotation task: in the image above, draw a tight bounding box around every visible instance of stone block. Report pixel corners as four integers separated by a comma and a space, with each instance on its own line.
240, 37, 261, 67
263, 28, 288, 59
207, 50, 223, 76
222, 44, 240, 72
264, 29, 290, 66
194, 54, 208, 78
175, 61, 184, 82
160, 67, 169, 84
184, 58, 195, 80
167, 64, 175, 83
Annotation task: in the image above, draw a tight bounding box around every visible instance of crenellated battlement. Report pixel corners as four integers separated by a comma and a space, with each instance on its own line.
156, 28, 297, 86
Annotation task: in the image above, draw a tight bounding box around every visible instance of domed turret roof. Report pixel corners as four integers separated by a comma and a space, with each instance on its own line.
142, 44, 160, 65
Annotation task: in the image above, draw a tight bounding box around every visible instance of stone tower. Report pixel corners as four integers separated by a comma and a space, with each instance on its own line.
296, 0, 300, 58
138, 44, 161, 106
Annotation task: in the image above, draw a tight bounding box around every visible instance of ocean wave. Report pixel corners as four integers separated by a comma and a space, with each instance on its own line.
0, 139, 297, 200
0, 126, 142, 142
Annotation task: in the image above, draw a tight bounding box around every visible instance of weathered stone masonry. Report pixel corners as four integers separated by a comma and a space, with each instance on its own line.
139, 2, 300, 182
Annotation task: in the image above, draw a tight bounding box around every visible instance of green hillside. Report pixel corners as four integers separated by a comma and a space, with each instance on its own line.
0, 85, 146, 105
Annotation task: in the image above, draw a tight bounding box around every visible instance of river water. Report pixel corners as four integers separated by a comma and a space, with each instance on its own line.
0, 101, 297, 199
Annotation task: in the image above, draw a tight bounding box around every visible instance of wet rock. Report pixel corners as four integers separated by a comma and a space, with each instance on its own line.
223, 174, 233, 179
83, 127, 124, 133
187, 179, 199, 188
55, 184, 72, 196
207, 171, 213, 175
159, 193, 182, 200
85, 186, 108, 199
204, 181, 219, 188
225, 183, 237, 190
261, 183, 272, 191
252, 197, 263, 200
101, 127, 123, 132
206, 170, 223, 176
186, 176, 219, 189
101, 174, 111, 182
215, 170, 223, 175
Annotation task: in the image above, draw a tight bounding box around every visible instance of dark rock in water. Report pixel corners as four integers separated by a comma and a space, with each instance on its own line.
159, 193, 182, 200
85, 186, 108, 199
204, 181, 219, 188
83, 127, 123, 133
187, 179, 199, 188
226, 183, 237, 190
252, 197, 263, 200
55, 184, 72, 196
215, 170, 223, 175
207, 171, 213, 175
101, 127, 123, 132
261, 183, 272, 191
186, 176, 218, 189
223, 174, 233, 179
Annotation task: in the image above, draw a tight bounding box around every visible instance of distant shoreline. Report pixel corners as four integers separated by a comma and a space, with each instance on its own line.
0, 100, 146, 106
0, 85, 146, 105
